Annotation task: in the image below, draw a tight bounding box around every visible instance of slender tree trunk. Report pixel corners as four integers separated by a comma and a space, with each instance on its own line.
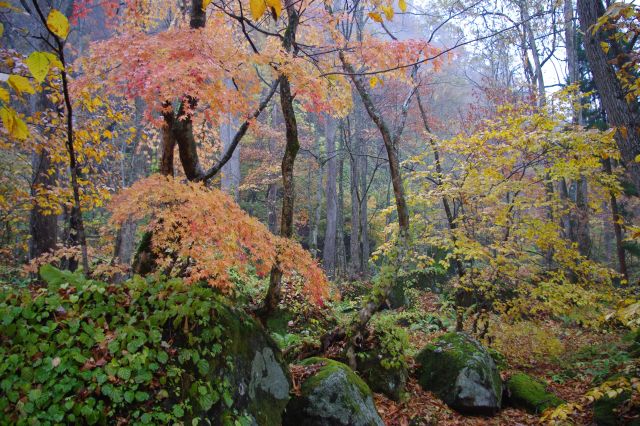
359, 136, 369, 276
349, 116, 361, 278
577, 0, 640, 192
259, 0, 300, 320
520, 0, 545, 106
309, 134, 323, 256
416, 90, 467, 330
340, 53, 410, 235
336, 53, 411, 367
323, 116, 338, 277
220, 112, 241, 200
565, 0, 592, 257
32, 1, 89, 274
603, 158, 629, 281
160, 104, 176, 176
336, 123, 347, 277
267, 184, 279, 233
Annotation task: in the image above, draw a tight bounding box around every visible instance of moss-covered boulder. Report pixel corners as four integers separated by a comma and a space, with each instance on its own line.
283, 358, 384, 426
505, 373, 563, 413
196, 303, 291, 425
415, 332, 502, 415
358, 349, 408, 401
387, 281, 408, 309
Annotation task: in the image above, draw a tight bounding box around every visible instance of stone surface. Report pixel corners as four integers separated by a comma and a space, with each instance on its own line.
284, 358, 384, 426
415, 332, 502, 415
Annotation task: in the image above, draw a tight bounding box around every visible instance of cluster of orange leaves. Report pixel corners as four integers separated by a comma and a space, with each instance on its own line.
77, 13, 261, 125
108, 175, 329, 304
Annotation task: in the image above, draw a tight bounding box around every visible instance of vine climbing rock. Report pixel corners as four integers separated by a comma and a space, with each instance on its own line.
283, 358, 385, 426
415, 332, 502, 415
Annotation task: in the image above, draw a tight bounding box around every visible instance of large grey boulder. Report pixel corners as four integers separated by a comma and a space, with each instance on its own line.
415, 332, 502, 415
283, 358, 384, 426
188, 301, 291, 425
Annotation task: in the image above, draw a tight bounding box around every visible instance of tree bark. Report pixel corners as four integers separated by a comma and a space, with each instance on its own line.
336, 122, 347, 277
29, 148, 57, 260
577, 0, 640, 192
603, 158, 629, 281
323, 116, 338, 277
348, 115, 361, 278
220, 112, 241, 200
160, 104, 176, 176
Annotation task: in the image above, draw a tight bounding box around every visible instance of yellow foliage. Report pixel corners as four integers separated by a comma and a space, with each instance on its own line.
490, 321, 564, 365
46, 9, 70, 39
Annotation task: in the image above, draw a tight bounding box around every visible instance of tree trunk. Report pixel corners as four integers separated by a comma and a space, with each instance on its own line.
267, 183, 279, 234
29, 148, 57, 261
261, 74, 299, 318
309, 133, 323, 256
323, 116, 338, 277
416, 90, 467, 330
337, 52, 411, 366
160, 105, 176, 176
259, 0, 300, 319
603, 158, 629, 281
520, 0, 546, 106
349, 115, 361, 278
220, 113, 241, 200
577, 0, 640, 192
113, 217, 137, 266
340, 53, 410, 235
359, 138, 369, 277
336, 122, 347, 277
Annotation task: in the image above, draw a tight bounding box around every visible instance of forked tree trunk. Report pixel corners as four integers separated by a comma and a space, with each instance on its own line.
259, 0, 300, 320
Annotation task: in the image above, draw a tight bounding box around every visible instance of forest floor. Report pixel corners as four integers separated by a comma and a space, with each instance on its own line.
368, 292, 630, 425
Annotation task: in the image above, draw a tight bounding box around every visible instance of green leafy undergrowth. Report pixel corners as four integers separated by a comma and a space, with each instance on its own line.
366, 314, 410, 371
0, 265, 245, 425
554, 340, 633, 384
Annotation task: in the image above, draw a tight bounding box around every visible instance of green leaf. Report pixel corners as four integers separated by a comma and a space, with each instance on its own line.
172, 405, 184, 417
196, 359, 209, 376
135, 391, 149, 402
156, 351, 168, 364
117, 367, 131, 381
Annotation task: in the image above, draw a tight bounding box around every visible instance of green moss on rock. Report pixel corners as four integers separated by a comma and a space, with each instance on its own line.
284, 358, 384, 426
358, 350, 408, 401
415, 332, 502, 415
506, 373, 563, 413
